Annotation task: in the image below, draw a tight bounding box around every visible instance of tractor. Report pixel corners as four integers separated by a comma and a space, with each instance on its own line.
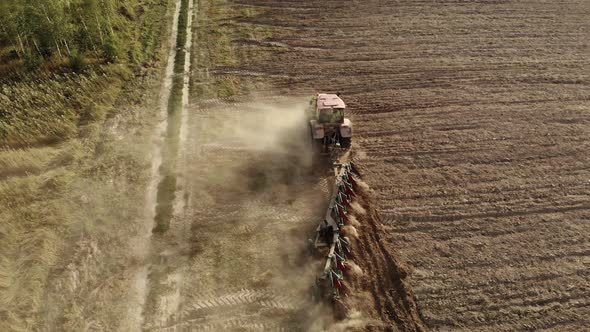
308, 93, 352, 152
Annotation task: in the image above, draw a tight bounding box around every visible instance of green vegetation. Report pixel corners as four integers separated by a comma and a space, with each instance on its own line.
0, 68, 129, 148
0, 0, 166, 68
0, 0, 172, 149
0, 0, 174, 330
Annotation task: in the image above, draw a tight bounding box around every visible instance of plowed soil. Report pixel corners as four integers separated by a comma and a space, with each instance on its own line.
216, 0, 590, 331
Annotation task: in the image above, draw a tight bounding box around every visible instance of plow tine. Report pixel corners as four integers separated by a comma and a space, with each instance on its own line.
339, 193, 352, 209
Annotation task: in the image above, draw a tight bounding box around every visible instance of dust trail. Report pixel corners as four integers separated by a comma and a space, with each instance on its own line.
347, 261, 364, 276
355, 178, 372, 195
124, 0, 183, 330
350, 201, 366, 216
341, 225, 359, 238
328, 310, 377, 331
349, 215, 361, 227
169, 97, 334, 330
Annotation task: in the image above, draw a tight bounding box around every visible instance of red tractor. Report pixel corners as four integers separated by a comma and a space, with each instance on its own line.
308, 93, 353, 152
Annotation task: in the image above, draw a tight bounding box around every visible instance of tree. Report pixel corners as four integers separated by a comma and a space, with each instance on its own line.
0, 0, 124, 66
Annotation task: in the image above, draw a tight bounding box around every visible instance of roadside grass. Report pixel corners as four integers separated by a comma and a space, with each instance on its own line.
42, 137, 154, 331
0, 146, 61, 179
0, 167, 77, 331
0, 135, 156, 330
0, 68, 129, 149
0, 96, 162, 331
0, 0, 174, 330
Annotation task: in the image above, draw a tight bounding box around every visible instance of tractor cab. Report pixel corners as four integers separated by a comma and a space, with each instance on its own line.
318, 107, 344, 124
310, 93, 347, 124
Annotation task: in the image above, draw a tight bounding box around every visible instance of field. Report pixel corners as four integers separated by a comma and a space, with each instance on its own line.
137, 0, 590, 330
227, 0, 589, 330
1, 0, 589, 331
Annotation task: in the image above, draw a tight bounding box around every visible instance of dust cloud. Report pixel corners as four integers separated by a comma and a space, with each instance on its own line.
152, 96, 352, 330
349, 215, 361, 227
350, 201, 366, 216
341, 225, 359, 239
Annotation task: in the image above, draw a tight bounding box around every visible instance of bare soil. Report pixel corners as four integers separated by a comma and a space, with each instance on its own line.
216, 0, 590, 331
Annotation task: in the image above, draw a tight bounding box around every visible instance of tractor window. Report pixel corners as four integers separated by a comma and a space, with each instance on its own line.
319, 108, 344, 123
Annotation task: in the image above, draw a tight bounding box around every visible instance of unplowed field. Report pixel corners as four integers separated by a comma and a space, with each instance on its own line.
215, 0, 589, 330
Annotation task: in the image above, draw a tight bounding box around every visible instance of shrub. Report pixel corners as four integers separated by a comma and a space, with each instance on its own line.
103, 37, 120, 63
69, 53, 86, 73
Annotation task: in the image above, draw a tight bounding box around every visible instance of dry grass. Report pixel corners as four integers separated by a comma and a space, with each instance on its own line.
0, 126, 159, 331
0, 68, 131, 149
0, 147, 59, 178
0, 168, 74, 331
0, 1, 174, 330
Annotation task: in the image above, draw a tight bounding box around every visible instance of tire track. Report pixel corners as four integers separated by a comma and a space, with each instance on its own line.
126, 0, 185, 330
188, 288, 307, 311
154, 317, 303, 332
139, 0, 196, 329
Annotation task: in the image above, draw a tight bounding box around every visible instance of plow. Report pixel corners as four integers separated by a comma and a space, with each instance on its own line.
309, 161, 361, 317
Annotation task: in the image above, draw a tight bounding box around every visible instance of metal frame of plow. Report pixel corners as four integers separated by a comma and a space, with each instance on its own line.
311, 161, 361, 309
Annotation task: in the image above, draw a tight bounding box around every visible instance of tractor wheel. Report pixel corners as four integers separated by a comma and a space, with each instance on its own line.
309, 124, 324, 153
340, 137, 352, 149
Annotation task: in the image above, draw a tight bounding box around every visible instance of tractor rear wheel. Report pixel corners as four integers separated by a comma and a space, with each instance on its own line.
309, 123, 324, 153
340, 137, 352, 149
